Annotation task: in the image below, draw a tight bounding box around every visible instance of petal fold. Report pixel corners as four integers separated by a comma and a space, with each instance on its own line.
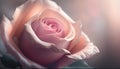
54, 32, 99, 68
67, 32, 99, 60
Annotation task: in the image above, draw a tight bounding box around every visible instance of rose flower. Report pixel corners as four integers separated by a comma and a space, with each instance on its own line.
0, 0, 99, 68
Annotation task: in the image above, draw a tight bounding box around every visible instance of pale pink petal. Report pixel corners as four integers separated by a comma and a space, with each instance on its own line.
11, 0, 46, 39
55, 32, 99, 68
68, 32, 99, 59
67, 21, 82, 51
0, 16, 45, 68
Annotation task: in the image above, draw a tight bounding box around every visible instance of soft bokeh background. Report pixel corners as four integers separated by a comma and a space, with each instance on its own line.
0, 0, 120, 68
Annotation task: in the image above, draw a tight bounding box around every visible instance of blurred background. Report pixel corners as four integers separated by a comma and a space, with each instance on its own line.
0, 0, 120, 68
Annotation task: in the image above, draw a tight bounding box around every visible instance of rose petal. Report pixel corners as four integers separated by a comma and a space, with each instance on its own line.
11, 0, 46, 39
67, 20, 82, 51
0, 16, 45, 68
67, 32, 99, 59
55, 32, 99, 68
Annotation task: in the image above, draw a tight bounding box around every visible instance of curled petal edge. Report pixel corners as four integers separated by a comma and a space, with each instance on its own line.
55, 32, 99, 68
67, 43, 99, 60
67, 32, 100, 60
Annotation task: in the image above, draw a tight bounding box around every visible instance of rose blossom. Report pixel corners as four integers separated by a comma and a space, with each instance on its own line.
0, 0, 99, 68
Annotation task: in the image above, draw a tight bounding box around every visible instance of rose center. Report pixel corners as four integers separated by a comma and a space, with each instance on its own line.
42, 18, 62, 33
31, 18, 65, 40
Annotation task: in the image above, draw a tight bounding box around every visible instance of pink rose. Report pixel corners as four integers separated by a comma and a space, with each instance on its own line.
0, 0, 99, 68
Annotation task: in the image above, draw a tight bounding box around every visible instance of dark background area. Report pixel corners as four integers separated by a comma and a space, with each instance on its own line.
0, 0, 120, 68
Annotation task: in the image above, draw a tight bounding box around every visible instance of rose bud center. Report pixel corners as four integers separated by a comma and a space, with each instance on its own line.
31, 18, 65, 43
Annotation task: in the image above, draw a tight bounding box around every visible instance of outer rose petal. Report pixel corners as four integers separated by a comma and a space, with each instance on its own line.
68, 32, 99, 59
55, 32, 99, 68
0, 16, 45, 68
